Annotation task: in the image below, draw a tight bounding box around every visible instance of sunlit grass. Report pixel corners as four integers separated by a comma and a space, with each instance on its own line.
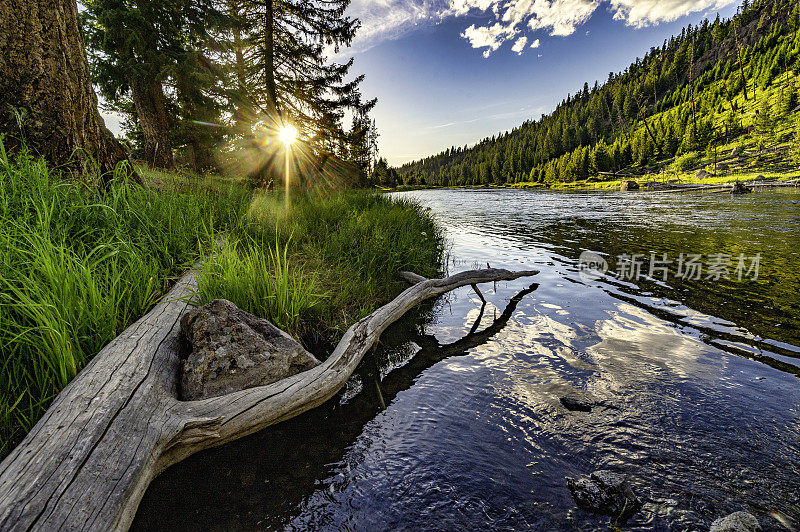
204, 190, 445, 344
0, 142, 444, 458
0, 143, 252, 457
197, 238, 321, 333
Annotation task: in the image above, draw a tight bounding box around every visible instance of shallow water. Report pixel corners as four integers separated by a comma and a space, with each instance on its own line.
134, 188, 800, 531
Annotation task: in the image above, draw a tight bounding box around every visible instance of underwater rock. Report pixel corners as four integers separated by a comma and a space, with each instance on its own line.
560, 396, 592, 412
710, 511, 761, 532
567, 470, 642, 521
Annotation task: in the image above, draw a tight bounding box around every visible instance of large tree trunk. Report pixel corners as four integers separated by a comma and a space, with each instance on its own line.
263, 0, 280, 120
130, 74, 174, 169
230, 1, 256, 136
0, 0, 133, 179
0, 266, 537, 531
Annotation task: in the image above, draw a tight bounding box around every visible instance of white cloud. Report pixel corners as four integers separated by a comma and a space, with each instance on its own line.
341, 0, 735, 58
610, 0, 736, 27
455, 0, 736, 57
525, 0, 599, 37
461, 22, 516, 55
511, 36, 528, 54
530, 38, 541, 48
342, 0, 453, 54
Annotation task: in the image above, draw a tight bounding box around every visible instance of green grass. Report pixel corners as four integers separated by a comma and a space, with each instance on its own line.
201, 190, 445, 346
0, 142, 444, 459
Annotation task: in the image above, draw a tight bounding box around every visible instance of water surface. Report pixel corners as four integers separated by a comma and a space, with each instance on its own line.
135, 188, 800, 531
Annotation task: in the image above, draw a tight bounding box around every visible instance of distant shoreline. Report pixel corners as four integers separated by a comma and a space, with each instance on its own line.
383, 172, 800, 193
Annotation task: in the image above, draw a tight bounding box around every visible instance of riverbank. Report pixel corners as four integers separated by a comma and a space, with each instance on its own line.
0, 147, 444, 459
381, 170, 800, 193
137, 186, 800, 530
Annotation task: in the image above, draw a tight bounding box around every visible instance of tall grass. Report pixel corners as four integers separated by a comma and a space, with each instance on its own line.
197, 238, 320, 333
219, 191, 445, 344
0, 143, 250, 457
0, 143, 444, 459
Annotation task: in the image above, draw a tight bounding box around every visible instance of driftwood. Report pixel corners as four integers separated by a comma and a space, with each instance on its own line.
0, 266, 537, 531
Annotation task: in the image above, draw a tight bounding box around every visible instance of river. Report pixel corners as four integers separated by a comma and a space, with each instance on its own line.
134, 188, 800, 531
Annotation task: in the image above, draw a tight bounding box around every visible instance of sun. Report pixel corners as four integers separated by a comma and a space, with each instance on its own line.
278, 124, 298, 145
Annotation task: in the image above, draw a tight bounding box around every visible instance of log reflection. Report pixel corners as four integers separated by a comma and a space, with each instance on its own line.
133, 282, 539, 531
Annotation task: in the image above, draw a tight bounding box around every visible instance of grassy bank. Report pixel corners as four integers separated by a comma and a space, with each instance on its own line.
0, 145, 443, 459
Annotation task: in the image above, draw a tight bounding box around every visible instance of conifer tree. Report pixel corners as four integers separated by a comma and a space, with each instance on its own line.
82, 0, 222, 169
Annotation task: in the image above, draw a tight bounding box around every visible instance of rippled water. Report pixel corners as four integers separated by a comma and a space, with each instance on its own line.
135, 188, 800, 531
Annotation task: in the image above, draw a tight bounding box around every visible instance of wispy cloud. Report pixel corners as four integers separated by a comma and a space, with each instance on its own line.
343, 0, 736, 57
342, 0, 452, 54
427, 104, 547, 129
609, 0, 735, 28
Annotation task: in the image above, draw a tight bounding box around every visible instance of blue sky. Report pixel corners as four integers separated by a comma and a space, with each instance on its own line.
339, 0, 741, 165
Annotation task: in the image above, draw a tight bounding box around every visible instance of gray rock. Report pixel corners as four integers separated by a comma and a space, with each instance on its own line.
560, 396, 592, 412
567, 470, 642, 521
710, 511, 761, 532
696, 169, 711, 179
180, 299, 320, 400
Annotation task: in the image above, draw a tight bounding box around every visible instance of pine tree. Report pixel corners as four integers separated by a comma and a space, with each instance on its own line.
82, 0, 221, 168
755, 98, 776, 144
236, 0, 375, 150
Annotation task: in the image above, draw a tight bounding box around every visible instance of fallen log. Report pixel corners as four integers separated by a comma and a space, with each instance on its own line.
0, 266, 537, 531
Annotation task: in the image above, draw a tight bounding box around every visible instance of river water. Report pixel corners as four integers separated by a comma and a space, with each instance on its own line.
134, 188, 800, 531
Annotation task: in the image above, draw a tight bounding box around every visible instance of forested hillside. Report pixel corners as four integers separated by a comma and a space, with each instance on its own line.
391, 0, 800, 187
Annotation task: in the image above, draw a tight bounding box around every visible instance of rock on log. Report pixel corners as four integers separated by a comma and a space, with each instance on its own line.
0, 267, 537, 531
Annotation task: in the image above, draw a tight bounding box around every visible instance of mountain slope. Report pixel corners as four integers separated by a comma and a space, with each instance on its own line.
389, 0, 800, 187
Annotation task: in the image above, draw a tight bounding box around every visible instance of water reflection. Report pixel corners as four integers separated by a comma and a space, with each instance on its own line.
133, 283, 540, 531
135, 189, 800, 531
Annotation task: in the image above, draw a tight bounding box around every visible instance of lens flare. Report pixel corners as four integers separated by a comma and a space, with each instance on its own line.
278, 124, 298, 145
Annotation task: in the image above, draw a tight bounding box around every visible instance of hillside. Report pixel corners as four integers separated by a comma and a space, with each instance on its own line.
388, 0, 800, 187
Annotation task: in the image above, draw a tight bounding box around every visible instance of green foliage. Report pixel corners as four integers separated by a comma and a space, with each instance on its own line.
793, 115, 800, 163
0, 144, 443, 458
396, 0, 799, 186
673, 151, 700, 171
198, 238, 320, 333
237, 191, 444, 337
755, 97, 776, 143
0, 141, 248, 458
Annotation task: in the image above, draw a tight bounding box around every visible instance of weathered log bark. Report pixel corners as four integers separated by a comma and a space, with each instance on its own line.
0, 266, 537, 531
0, 0, 136, 181
130, 74, 174, 169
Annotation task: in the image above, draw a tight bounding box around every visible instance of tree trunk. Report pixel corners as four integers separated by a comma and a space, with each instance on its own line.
0, 0, 134, 180
130, 74, 174, 169
0, 266, 537, 531
229, 0, 256, 136
263, 0, 280, 121
734, 18, 749, 101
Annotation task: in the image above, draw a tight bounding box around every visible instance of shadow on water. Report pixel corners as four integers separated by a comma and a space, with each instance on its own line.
132, 284, 539, 531
134, 189, 800, 531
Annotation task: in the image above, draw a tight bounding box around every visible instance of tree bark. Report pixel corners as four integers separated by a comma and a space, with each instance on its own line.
0, 266, 537, 531
130, 74, 174, 169
263, 0, 280, 120
0, 0, 134, 180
